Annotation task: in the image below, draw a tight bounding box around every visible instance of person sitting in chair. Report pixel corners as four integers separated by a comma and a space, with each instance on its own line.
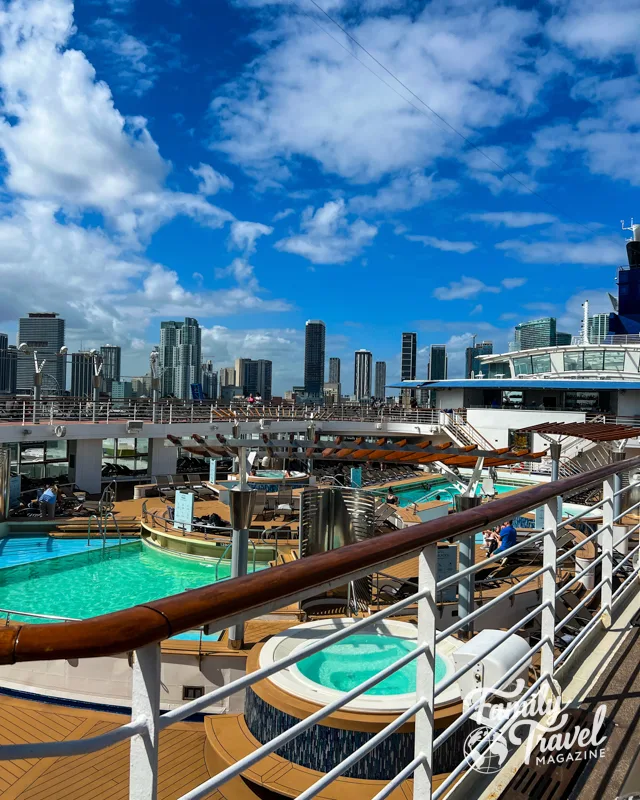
386, 488, 399, 506
493, 520, 517, 555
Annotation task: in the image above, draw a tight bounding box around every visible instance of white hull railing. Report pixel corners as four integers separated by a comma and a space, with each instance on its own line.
0, 460, 639, 800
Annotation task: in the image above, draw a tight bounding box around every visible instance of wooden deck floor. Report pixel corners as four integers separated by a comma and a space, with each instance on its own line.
0, 695, 220, 800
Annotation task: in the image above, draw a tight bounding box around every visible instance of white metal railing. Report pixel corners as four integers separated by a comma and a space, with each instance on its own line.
1, 465, 640, 800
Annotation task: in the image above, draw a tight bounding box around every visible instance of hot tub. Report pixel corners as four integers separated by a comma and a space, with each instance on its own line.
259, 618, 461, 712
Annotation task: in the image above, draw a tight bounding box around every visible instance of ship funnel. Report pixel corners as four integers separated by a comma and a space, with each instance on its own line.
622, 218, 640, 267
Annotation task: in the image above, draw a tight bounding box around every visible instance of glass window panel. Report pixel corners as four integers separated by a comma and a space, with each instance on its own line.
563, 351, 584, 371
135, 455, 149, 472
531, 354, 551, 373
117, 438, 136, 459
8, 443, 18, 469
583, 351, 604, 370
46, 439, 67, 460
102, 438, 116, 461
135, 438, 149, 455
564, 391, 599, 410
20, 442, 45, 463
604, 351, 625, 371
513, 357, 532, 375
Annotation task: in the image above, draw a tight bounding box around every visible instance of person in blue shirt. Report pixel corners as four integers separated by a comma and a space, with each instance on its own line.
38, 484, 58, 520
494, 520, 517, 555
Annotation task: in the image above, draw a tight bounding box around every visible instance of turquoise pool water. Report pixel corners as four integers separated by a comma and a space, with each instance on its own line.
296, 634, 446, 696
395, 481, 517, 508
0, 542, 263, 624
0, 534, 128, 568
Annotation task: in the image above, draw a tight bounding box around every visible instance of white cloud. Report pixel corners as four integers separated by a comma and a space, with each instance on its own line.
350, 171, 458, 214
211, 2, 542, 183
433, 276, 500, 301
89, 18, 157, 96
470, 304, 483, 315
275, 199, 377, 264
273, 208, 295, 222
406, 235, 476, 254
190, 163, 234, 195
501, 277, 527, 289
462, 146, 538, 195
466, 211, 558, 227
228, 220, 274, 255
496, 236, 621, 265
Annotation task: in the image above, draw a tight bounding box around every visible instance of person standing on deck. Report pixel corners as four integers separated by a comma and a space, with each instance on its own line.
39, 484, 58, 520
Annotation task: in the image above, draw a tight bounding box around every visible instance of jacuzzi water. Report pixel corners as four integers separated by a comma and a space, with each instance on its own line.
296, 633, 447, 696
0, 539, 264, 624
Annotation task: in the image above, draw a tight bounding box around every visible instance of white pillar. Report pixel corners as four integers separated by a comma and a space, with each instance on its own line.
541, 498, 559, 680
601, 475, 614, 626
68, 438, 103, 494
148, 438, 177, 477
129, 643, 161, 800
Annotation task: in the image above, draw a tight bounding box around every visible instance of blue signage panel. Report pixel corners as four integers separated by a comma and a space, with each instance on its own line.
191, 383, 205, 401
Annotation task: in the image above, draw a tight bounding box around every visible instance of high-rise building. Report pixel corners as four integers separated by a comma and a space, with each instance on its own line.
465, 340, 493, 378
374, 361, 387, 400
159, 318, 202, 399
17, 312, 65, 393
589, 314, 610, 344
514, 318, 557, 350
329, 357, 341, 384
234, 359, 272, 401
111, 380, 134, 400
100, 344, 121, 393
0, 335, 16, 395
201, 361, 218, 400
401, 333, 417, 381
219, 367, 236, 388
556, 332, 572, 346
70, 352, 96, 397
131, 375, 151, 396
428, 345, 448, 380
323, 383, 341, 405
304, 320, 325, 397
354, 349, 372, 401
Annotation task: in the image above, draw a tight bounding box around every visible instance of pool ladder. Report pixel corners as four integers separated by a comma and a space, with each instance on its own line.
87, 511, 122, 549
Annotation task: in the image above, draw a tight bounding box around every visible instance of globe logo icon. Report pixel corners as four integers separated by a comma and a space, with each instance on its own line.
463, 727, 509, 774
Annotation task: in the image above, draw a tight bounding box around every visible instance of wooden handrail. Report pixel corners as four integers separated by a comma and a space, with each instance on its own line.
2, 457, 638, 665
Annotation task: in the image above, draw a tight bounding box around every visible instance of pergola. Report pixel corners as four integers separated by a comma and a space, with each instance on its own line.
166, 433, 546, 468
517, 421, 640, 443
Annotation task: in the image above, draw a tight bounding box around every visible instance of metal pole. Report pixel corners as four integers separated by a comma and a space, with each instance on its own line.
33, 371, 42, 425
541, 497, 558, 682
601, 475, 615, 627
455, 495, 481, 638
129, 643, 160, 800
412, 542, 438, 800
227, 469, 255, 649
92, 379, 100, 424
0, 447, 10, 522
549, 440, 562, 521
151, 383, 159, 425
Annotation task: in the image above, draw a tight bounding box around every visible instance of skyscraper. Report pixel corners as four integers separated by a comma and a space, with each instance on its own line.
201, 360, 218, 400
100, 344, 121, 393
17, 312, 65, 393
514, 318, 557, 350
401, 333, 417, 381
159, 318, 202, 399
329, 357, 341, 384
589, 314, 610, 344
354, 349, 372, 401
0, 335, 16, 395
374, 361, 386, 400
239, 359, 273, 401
235, 358, 250, 394
304, 320, 325, 397
70, 352, 96, 397
465, 340, 493, 378
428, 345, 448, 380
219, 367, 236, 388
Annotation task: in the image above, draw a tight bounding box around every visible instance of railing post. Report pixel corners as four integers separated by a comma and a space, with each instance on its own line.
541, 498, 558, 681
413, 542, 438, 800
169, 404, 173, 425
601, 475, 615, 626
129, 643, 161, 800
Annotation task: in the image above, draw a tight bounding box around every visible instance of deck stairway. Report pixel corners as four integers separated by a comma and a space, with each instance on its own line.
53, 517, 140, 537
439, 411, 494, 450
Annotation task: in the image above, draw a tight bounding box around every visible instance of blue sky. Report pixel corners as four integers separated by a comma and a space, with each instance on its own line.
0, 0, 638, 393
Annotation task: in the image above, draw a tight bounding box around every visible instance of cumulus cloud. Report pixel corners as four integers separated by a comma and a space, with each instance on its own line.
275, 199, 377, 264
190, 163, 234, 195
501, 277, 527, 288
406, 235, 477, 254
350, 171, 458, 214
228, 220, 274, 255
211, 1, 542, 183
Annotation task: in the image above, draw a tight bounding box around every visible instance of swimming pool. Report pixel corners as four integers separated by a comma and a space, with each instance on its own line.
0, 534, 128, 568
295, 633, 446, 696
394, 481, 517, 508
0, 540, 263, 624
